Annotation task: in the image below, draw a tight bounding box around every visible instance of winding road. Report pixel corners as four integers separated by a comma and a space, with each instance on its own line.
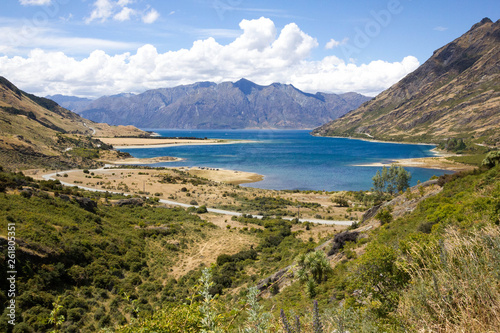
42, 168, 355, 226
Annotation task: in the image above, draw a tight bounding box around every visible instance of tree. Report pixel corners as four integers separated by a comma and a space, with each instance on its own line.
297, 250, 332, 284
372, 165, 411, 196
296, 251, 333, 297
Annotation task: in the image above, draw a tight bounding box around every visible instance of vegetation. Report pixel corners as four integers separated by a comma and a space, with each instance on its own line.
218, 194, 321, 217
372, 165, 411, 198
482, 150, 500, 168
1, 161, 499, 332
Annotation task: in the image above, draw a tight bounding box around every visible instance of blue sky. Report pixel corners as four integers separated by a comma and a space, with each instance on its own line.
0, 0, 498, 98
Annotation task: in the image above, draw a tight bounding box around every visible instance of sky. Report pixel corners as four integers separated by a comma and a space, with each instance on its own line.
0, 0, 499, 99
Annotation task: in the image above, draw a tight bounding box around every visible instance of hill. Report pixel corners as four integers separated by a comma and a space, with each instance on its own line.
62, 79, 370, 129
0, 76, 147, 170
313, 18, 500, 148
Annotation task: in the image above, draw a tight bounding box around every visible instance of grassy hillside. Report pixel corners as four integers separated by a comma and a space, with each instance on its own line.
0, 76, 147, 170
2, 159, 498, 332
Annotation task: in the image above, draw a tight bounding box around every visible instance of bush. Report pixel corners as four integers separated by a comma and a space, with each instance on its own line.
196, 205, 208, 214
482, 151, 500, 168
328, 231, 359, 256
375, 207, 393, 225
333, 196, 349, 207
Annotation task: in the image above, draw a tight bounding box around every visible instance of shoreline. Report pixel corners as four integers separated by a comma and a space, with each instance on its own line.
97, 137, 256, 149
102, 156, 185, 165
316, 134, 474, 172
315, 134, 437, 147
353, 156, 474, 172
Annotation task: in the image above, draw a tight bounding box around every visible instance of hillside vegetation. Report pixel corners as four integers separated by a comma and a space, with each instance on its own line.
117, 163, 500, 332
1, 158, 498, 332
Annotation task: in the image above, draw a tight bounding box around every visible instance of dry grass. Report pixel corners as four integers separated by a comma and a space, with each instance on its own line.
397, 226, 500, 332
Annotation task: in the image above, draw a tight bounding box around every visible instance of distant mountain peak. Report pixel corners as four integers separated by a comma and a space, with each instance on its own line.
233, 78, 261, 95
471, 17, 493, 30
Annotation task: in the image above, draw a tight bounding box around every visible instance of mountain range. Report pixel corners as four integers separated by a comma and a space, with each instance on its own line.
49, 79, 371, 129
313, 18, 500, 147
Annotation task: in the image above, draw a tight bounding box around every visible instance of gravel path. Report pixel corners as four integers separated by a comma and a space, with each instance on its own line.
42, 168, 355, 226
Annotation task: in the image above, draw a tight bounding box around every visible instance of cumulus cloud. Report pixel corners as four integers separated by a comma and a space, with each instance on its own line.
0, 17, 420, 98
19, 0, 51, 5
86, 0, 158, 24
86, 0, 115, 23
114, 7, 136, 21
325, 37, 348, 49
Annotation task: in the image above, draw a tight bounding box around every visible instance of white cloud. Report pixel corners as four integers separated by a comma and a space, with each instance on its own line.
86, 0, 158, 24
142, 8, 160, 24
86, 0, 115, 23
19, 0, 51, 5
434, 26, 448, 32
0, 17, 420, 98
114, 7, 136, 21
325, 37, 348, 49
0, 25, 140, 55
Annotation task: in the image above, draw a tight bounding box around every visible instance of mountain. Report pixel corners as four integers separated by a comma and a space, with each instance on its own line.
313, 18, 500, 147
69, 79, 371, 129
46, 94, 94, 112
0, 77, 147, 169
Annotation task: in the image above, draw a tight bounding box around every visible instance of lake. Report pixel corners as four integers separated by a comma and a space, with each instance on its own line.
118, 129, 452, 191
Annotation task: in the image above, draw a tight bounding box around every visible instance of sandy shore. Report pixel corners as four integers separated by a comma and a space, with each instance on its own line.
353, 156, 474, 172
104, 156, 184, 165
318, 135, 437, 146
98, 137, 251, 149
181, 167, 264, 185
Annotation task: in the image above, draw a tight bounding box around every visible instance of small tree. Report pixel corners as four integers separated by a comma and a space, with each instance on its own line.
372, 165, 411, 196
199, 268, 223, 333
48, 296, 65, 333
296, 251, 333, 298
241, 286, 270, 333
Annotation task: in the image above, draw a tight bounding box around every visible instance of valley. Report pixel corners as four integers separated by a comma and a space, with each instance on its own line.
0, 11, 498, 333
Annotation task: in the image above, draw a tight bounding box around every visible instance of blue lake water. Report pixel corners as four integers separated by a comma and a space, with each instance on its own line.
118, 129, 452, 191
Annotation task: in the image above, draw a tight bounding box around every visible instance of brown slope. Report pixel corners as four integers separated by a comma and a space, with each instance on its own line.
0, 76, 147, 170
313, 18, 500, 147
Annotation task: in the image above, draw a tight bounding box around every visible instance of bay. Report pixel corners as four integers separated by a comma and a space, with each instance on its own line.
118, 129, 452, 191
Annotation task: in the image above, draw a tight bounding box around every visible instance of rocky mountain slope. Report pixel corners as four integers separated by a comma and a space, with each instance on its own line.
0, 76, 146, 169
313, 18, 500, 147
59, 79, 370, 129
